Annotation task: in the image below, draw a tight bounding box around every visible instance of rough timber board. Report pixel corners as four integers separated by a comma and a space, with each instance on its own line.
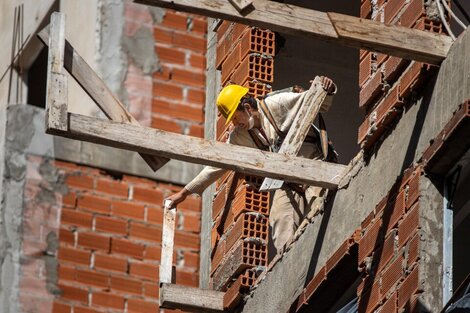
135, 0, 452, 64
45, 13, 68, 132
38, 26, 169, 171
160, 283, 224, 312
61, 113, 347, 189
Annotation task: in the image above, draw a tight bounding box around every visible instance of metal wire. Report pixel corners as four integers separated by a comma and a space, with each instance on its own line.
437, 0, 456, 40
441, 0, 468, 30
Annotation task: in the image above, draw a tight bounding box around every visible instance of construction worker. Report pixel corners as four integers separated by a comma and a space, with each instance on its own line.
166, 76, 336, 253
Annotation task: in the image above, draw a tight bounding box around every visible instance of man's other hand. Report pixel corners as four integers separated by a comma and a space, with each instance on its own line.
320, 76, 335, 94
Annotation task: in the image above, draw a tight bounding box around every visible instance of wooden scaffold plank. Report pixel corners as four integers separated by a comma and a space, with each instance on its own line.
135, 0, 453, 64
60, 113, 347, 189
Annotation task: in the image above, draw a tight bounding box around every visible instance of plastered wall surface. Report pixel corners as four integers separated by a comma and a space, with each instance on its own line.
242, 28, 470, 313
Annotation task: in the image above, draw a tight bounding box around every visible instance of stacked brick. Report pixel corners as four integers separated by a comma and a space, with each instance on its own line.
294, 165, 423, 313
47, 159, 201, 313
355, 166, 422, 313
210, 21, 276, 310
358, 0, 450, 150
151, 6, 208, 137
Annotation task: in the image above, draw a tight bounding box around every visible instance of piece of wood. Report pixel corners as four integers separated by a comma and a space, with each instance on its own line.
160, 283, 224, 312
45, 12, 68, 132
260, 76, 327, 191
328, 12, 453, 65
160, 200, 176, 284
38, 27, 168, 172
228, 0, 253, 14
134, 0, 453, 64
63, 113, 347, 189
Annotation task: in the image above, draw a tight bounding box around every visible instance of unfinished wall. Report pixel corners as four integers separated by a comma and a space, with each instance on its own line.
242, 12, 469, 313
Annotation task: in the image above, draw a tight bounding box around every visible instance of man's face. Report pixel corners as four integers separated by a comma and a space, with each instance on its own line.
230, 109, 252, 130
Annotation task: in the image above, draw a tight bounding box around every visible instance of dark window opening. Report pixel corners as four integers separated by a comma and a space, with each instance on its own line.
27, 47, 47, 108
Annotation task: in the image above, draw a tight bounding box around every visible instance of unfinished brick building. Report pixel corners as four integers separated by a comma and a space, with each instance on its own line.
0, 0, 469, 313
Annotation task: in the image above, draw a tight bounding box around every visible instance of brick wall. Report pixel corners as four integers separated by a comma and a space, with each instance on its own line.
39, 159, 201, 313
210, 21, 275, 310
151, 6, 207, 137
293, 165, 422, 313
358, 0, 450, 150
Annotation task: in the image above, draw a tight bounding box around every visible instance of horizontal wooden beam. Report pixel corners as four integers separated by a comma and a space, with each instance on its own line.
160, 283, 224, 312
135, 0, 453, 64
38, 27, 169, 172
59, 113, 347, 189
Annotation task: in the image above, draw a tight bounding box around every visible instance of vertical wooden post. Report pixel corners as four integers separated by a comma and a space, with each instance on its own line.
160, 200, 177, 287
45, 12, 68, 132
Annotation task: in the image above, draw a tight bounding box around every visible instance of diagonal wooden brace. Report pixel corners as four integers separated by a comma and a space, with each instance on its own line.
38, 16, 169, 172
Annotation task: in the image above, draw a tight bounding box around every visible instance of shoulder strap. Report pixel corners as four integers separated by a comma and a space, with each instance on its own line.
258, 99, 285, 138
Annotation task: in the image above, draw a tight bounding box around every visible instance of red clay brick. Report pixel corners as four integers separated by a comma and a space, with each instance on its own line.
381, 255, 403, 296
73, 306, 102, 313
92, 291, 125, 310
77, 232, 110, 252
361, 0, 372, 18
76, 269, 109, 288
359, 52, 372, 87
60, 208, 93, 228
110, 275, 143, 295
359, 219, 383, 264
161, 11, 188, 31
359, 69, 383, 109
399, 62, 425, 98
111, 200, 145, 220
400, 0, 424, 27
127, 298, 159, 312
145, 245, 162, 261
176, 269, 199, 287
95, 179, 128, 198
187, 88, 205, 106
398, 266, 420, 309
52, 301, 71, 313
58, 246, 91, 265
378, 292, 397, 313
376, 230, 396, 273
189, 53, 206, 69
406, 171, 420, 208
172, 68, 205, 87
191, 17, 207, 34
173, 32, 207, 53
54, 160, 80, 171
151, 115, 182, 133
152, 99, 204, 123
175, 230, 200, 250
183, 214, 201, 233
62, 192, 77, 207
155, 44, 186, 65
94, 253, 128, 273
58, 284, 88, 303
129, 222, 162, 243
358, 281, 382, 313
152, 64, 171, 81
58, 264, 75, 282
129, 261, 159, 281
77, 195, 111, 214
384, 190, 406, 232
384, 0, 407, 24
153, 25, 172, 44
178, 195, 202, 212
147, 206, 163, 225
111, 238, 145, 259
143, 282, 159, 298
66, 175, 94, 190
398, 203, 419, 248
183, 251, 199, 268
189, 124, 204, 138
407, 233, 420, 267
383, 56, 409, 83
153, 81, 183, 100
133, 186, 164, 205
95, 216, 127, 235
59, 228, 75, 245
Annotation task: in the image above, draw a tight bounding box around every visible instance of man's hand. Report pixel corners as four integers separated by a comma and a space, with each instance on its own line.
311, 76, 336, 95
165, 188, 190, 207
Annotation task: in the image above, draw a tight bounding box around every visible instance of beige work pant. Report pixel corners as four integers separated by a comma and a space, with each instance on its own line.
269, 185, 323, 252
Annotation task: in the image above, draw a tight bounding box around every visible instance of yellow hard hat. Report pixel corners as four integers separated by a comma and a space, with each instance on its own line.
216, 85, 249, 125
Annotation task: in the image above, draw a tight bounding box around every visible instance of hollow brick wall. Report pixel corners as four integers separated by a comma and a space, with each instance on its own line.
210, 21, 276, 310
358, 0, 450, 150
